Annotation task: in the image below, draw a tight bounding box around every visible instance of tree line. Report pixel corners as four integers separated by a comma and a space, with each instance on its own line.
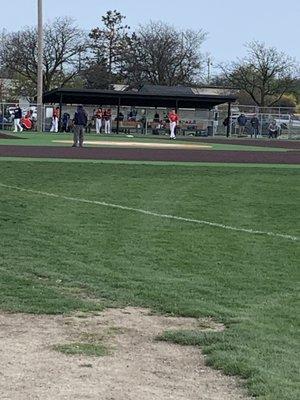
0, 10, 299, 107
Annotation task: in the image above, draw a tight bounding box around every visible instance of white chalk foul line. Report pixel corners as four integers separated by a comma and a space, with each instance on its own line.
0, 183, 298, 242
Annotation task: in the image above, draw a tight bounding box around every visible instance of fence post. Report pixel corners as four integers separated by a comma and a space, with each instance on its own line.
116, 97, 121, 134
1, 103, 4, 131
145, 108, 148, 135
58, 94, 63, 133
288, 117, 292, 139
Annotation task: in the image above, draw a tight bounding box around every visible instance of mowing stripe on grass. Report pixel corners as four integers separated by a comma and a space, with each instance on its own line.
0, 157, 300, 168
0, 182, 298, 242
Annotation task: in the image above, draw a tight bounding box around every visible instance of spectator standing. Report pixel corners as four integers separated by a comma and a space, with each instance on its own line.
223, 116, 230, 134
168, 109, 179, 140
268, 120, 279, 138
250, 115, 260, 138
95, 107, 103, 134
103, 108, 112, 134
62, 113, 71, 132
128, 110, 134, 121
86, 116, 93, 133
115, 111, 124, 121
154, 110, 160, 122
0, 112, 6, 125
140, 115, 147, 135
13, 104, 23, 132
237, 113, 247, 134
50, 107, 60, 133
72, 105, 87, 147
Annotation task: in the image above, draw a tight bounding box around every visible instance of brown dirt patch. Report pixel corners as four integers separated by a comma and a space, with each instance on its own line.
0, 132, 24, 140
0, 307, 251, 400
0, 144, 299, 164
188, 137, 300, 149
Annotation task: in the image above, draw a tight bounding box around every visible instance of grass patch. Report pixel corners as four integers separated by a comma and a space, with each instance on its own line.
0, 160, 299, 399
52, 328, 116, 357
0, 132, 288, 151
53, 342, 109, 357
157, 329, 218, 346
1, 157, 299, 168
158, 328, 300, 399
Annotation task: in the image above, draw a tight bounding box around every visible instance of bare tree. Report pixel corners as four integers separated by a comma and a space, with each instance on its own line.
122, 21, 207, 86
89, 10, 130, 80
0, 17, 86, 98
80, 62, 112, 89
221, 41, 299, 107
0, 79, 6, 102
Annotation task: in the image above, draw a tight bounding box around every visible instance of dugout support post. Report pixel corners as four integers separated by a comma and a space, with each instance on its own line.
59, 94, 63, 132
116, 97, 121, 134
226, 101, 232, 138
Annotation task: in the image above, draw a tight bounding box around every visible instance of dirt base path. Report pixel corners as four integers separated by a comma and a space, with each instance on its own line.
0, 144, 299, 164
195, 137, 300, 149
0, 308, 250, 400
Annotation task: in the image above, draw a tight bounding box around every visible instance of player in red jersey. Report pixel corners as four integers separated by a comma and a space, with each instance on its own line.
168, 109, 179, 139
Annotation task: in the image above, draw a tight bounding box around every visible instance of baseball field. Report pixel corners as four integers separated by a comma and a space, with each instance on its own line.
0, 132, 299, 400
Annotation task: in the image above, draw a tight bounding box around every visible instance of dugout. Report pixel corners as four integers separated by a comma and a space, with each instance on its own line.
43, 85, 237, 137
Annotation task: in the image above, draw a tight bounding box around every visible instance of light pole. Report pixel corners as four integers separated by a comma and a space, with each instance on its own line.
37, 0, 43, 132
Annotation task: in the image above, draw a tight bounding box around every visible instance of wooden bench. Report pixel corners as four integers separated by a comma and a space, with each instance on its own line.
148, 122, 168, 135
180, 123, 208, 136
112, 121, 140, 133
0, 121, 13, 131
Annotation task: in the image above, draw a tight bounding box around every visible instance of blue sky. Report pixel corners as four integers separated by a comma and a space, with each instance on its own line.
2, 0, 300, 71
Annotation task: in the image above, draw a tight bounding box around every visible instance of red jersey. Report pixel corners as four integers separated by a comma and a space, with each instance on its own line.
53, 108, 60, 118
95, 110, 102, 119
168, 112, 179, 123
103, 109, 111, 120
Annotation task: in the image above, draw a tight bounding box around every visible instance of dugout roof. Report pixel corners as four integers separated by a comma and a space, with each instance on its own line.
43, 85, 237, 109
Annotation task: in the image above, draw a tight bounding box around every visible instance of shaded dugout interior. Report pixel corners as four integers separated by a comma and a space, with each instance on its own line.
43, 85, 237, 136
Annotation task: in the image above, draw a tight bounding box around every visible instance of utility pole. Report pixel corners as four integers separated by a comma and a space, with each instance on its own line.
37, 0, 43, 132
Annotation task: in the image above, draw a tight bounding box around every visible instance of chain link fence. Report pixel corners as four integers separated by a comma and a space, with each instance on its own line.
216, 104, 300, 139
1, 102, 299, 139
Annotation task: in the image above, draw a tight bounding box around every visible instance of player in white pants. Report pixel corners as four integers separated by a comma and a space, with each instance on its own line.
13, 104, 23, 132
103, 109, 112, 134
50, 117, 58, 132
168, 109, 179, 139
14, 118, 23, 132
50, 107, 60, 132
95, 108, 103, 134
105, 119, 111, 134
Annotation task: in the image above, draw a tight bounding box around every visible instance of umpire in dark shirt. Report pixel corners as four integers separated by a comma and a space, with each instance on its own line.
72, 105, 87, 147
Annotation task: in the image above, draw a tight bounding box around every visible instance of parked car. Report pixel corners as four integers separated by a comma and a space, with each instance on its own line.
275, 115, 300, 129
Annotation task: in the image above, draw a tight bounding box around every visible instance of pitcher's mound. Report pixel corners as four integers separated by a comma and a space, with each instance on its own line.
52, 140, 212, 150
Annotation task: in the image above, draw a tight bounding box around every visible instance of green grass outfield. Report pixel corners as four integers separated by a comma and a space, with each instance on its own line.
1, 157, 300, 168
0, 160, 299, 400
0, 132, 289, 152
